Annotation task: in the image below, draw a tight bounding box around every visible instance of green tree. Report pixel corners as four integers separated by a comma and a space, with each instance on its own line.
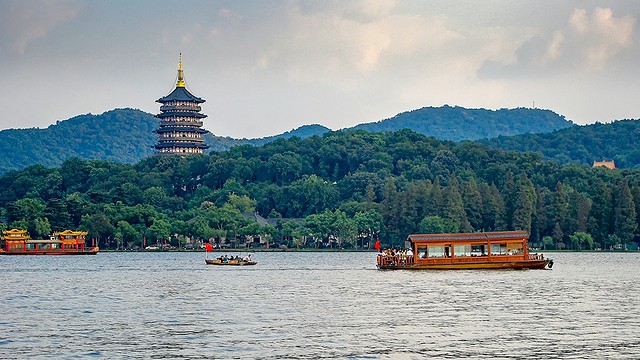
613, 179, 637, 248
569, 231, 594, 250
147, 218, 172, 245
512, 173, 536, 233
33, 217, 51, 239
442, 176, 472, 232
353, 210, 383, 249
80, 213, 116, 248
116, 220, 138, 249
332, 210, 358, 248
549, 182, 568, 240
461, 178, 483, 231
502, 172, 516, 230
588, 179, 613, 244
419, 215, 459, 234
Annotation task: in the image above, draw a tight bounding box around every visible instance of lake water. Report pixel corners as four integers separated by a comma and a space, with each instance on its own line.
1, 252, 639, 359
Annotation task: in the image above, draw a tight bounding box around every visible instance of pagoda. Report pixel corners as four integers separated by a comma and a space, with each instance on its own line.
154, 54, 209, 155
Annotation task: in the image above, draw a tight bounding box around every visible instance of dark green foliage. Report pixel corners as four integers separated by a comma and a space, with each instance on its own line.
1, 127, 639, 249
481, 119, 640, 168
613, 179, 637, 245
0, 109, 157, 174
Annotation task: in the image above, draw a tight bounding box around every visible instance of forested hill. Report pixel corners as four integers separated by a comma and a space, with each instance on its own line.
351, 106, 573, 141
0, 106, 571, 174
0, 109, 329, 174
0, 109, 157, 174
1, 129, 639, 252
479, 119, 640, 168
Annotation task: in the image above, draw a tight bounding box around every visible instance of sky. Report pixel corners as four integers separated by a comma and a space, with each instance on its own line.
0, 0, 639, 139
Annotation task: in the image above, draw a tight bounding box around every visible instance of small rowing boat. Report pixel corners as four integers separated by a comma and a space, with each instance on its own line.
205, 259, 257, 266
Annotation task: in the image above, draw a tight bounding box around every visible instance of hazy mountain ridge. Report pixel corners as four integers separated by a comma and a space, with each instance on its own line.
0, 106, 573, 173
352, 106, 573, 141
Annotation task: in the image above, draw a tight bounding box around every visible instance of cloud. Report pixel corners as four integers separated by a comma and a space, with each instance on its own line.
0, 0, 80, 54
275, 1, 463, 75
569, 7, 635, 69
479, 7, 636, 77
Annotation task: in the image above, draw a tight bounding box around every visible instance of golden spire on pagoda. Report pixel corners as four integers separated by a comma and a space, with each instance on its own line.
176, 53, 185, 88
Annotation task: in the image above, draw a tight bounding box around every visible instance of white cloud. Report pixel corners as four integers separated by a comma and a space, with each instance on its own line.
544, 31, 564, 63
281, 2, 463, 75
569, 9, 589, 34
480, 6, 636, 76
571, 7, 635, 69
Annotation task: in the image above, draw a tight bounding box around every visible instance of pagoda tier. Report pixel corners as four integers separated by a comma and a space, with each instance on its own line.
154, 54, 210, 155
155, 111, 207, 119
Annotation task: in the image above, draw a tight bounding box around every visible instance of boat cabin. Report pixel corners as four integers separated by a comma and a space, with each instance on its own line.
377, 230, 547, 269
407, 230, 530, 265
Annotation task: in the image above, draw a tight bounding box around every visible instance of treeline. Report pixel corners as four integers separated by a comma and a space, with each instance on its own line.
480, 119, 640, 168
1, 129, 639, 250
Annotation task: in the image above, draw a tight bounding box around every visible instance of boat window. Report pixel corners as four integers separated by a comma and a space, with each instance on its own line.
417, 246, 427, 259
427, 245, 446, 258
507, 243, 523, 255
454, 244, 471, 257
491, 243, 507, 255
471, 244, 487, 256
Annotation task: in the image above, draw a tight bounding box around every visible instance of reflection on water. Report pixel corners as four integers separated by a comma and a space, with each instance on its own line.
1, 252, 640, 359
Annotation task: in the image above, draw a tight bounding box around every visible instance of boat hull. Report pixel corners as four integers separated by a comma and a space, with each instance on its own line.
205, 259, 257, 266
378, 259, 550, 270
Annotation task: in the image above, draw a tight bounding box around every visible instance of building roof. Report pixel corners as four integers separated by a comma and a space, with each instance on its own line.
157, 54, 205, 104
407, 231, 528, 243
156, 87, 205, 104
155, 111, 207, 119
592, 160, 615, 169
154, 127, 209, 134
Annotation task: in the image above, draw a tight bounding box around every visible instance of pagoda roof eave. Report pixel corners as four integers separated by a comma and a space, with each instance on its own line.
157, 87, 205, 103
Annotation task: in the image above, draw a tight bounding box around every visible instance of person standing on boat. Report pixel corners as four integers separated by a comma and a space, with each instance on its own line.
406, 247, 414, 264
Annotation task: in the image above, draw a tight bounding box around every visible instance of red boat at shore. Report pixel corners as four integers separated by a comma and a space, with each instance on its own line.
377, 231, 553, 270
0, 229, 99, 255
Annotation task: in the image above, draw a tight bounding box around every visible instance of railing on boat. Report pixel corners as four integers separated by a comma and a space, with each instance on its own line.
378, 253, 545, 266
377, 255, 414, 266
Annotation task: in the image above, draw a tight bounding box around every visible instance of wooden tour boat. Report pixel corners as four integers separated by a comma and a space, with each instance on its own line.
205, 258, 257, 266
0, 229, 99, 255
377, 231, 553, 270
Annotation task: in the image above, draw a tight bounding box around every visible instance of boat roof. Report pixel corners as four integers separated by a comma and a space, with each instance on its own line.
407, 231, 528, 243
27, 239, 64, 244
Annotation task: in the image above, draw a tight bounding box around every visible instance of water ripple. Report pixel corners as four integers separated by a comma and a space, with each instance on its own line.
1, 252, 640, 359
